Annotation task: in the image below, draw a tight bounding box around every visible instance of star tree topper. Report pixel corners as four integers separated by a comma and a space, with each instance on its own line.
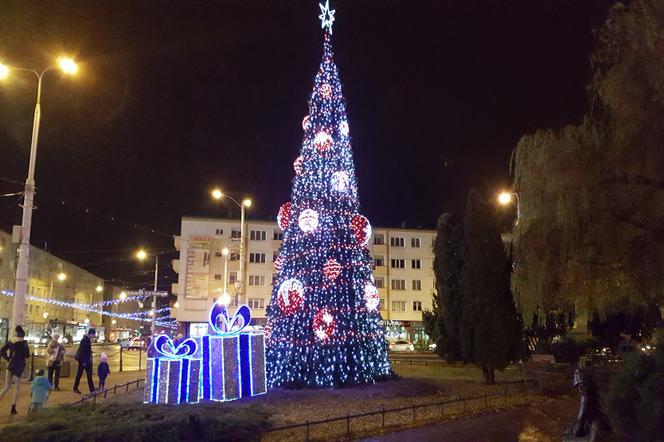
319, 0, 336, 34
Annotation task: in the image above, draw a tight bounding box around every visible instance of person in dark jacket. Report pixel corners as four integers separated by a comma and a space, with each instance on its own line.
97, 353, 110, 390
73, 328, 96, 394
0, 326, 31, 414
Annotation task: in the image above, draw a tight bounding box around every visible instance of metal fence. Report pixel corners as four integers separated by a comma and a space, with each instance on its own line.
262, 381, 539, 441
67, 377, 145, 407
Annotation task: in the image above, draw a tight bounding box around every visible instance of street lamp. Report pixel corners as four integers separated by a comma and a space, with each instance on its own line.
57, 272, 67, 282
3, 56, 79, 331
136, 249, 159, 335
119, 291, 127, 300
497, 191, 520, 223
211, 189, 252, 306
95, 285, 103, 293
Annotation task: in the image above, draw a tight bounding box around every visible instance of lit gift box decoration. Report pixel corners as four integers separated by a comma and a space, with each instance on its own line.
144, 335, 201, 404
201, 302, 267, 401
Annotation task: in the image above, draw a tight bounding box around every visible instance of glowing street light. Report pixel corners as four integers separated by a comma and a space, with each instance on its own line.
0, 63, 9, 80
96, 285, 103, 293
497, 191, 520, 223
173, 301, 180, 309
216, 292, 231, 306
111, 319, 117, 326
119, 291, 127, 300
135, 249, 159, 335
211, 189, 252, 306
57, 272, 67, 282
42, 312, 49, 319
57, 57, 78, 75
4, 55, 80, 331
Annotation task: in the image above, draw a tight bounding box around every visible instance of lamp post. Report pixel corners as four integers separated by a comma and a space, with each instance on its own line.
136, 249, 158, 335
211, 189, 252, 306
1, 57, 78, 331
498, 191, 520, 223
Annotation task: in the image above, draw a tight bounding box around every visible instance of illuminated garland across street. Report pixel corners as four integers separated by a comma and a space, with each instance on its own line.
265, 2, 392, 388
0, 289, 176, 327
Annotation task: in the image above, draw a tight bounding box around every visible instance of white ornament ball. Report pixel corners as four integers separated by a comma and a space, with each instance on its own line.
298, 209, 319, 233
331, 171, 350, 192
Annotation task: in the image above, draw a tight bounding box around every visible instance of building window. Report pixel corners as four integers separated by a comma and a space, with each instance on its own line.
215, 228, 224, 235
273, 231, 283, 240
411, 237, 421, 248
391, 279, 406, 290
380, 298, 386, 309
248, 298, 265, 309
250, 230, 267, 241
203, 252, 210, 266
374, 277, 385, 289
391, 301, 406, 312
412, 301, 422, 311
390, 237, 405, 247
249, 253, 266, 263
373, 234, 385, 245
214, 274, 222, 280
249, 275, 266, 286
189, 323, 208, 338
230, 253, 240, 261
272, 273, 278, 285
229, 272, 237, 284
390, 259, 405, 269
411, 259, 421, 269
374, 256, 384, 267
412, 280, 422, 291
231, 230, 241, 239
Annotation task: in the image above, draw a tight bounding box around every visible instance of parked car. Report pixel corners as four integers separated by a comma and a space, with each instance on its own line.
121, 337, 146, 350
389, 340, 415, 352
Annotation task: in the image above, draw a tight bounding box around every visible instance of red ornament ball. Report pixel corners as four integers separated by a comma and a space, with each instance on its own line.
293, 156, 304, 176
273, 256, 284, 272
312, 308, 336, 341
320, 83, 332, 98
323, 257, 341, 280
351, 214, 372, 246
314, 131, 333, 151
277, 279, 304, 315
277, 202, 292, 230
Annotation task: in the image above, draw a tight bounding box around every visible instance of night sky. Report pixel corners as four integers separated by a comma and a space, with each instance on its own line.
0, 0, 613, 288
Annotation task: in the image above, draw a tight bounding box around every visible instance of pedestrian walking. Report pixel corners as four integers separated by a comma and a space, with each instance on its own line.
29, 368, 52, 413
97, 353, 110, 390
46, 334, 65, 390
73, 329, 96, 394
0, 326, 31, 414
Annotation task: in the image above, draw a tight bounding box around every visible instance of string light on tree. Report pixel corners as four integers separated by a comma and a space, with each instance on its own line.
266, 1, 391, 388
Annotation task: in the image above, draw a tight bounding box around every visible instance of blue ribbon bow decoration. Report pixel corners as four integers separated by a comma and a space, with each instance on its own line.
153, 335, 198, 359
209, 303, 252, 335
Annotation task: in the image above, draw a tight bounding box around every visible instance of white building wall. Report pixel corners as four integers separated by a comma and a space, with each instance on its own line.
173, 217, 436, 342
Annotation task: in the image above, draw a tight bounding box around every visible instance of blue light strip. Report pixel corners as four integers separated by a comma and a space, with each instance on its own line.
151, 358, 160, 403
221, 337, 226, 400
180, 359, 189, 404
239, 333, 251, 397
236, 336, 242, 398
202, 336, 211, 400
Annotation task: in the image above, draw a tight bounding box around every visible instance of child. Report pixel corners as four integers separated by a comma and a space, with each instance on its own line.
97, 353, 110, 390
30, 368, 52, 413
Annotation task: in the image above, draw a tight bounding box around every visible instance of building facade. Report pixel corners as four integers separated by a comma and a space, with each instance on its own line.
0, 229, 105, 344
172, 217, 436, 344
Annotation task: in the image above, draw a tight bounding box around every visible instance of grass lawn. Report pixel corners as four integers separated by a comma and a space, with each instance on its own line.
0, 363, 534, 441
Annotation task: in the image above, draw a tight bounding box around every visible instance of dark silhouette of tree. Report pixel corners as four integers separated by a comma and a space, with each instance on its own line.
459, 190, 522, 384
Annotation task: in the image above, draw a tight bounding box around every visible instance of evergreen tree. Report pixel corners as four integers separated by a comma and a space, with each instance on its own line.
459, 190, 522, 384
265, 1, 392, 388
423, 213, 464, 361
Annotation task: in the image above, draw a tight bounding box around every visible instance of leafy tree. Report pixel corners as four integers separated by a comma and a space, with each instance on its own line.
459, 190, 522, 384
423, 213, 464, 361
512, 0, 664, 326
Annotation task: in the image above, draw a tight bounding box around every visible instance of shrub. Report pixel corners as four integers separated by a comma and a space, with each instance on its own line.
603, 329, 664, 441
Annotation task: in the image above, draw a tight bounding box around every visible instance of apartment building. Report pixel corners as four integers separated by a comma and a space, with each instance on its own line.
0, 229, 104, 343
172, 217, 436, 343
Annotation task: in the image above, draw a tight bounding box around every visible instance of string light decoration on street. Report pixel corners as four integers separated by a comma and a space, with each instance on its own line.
266, 1, 392, 388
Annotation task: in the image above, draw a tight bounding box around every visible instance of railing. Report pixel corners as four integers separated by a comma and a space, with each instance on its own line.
67, 377, 145, 407
262, 381, 539, 441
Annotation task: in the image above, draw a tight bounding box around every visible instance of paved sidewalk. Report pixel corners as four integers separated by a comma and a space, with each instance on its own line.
0, 369, 145, 427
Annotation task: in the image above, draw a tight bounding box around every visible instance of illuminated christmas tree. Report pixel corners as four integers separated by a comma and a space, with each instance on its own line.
266, 1, 392, 388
